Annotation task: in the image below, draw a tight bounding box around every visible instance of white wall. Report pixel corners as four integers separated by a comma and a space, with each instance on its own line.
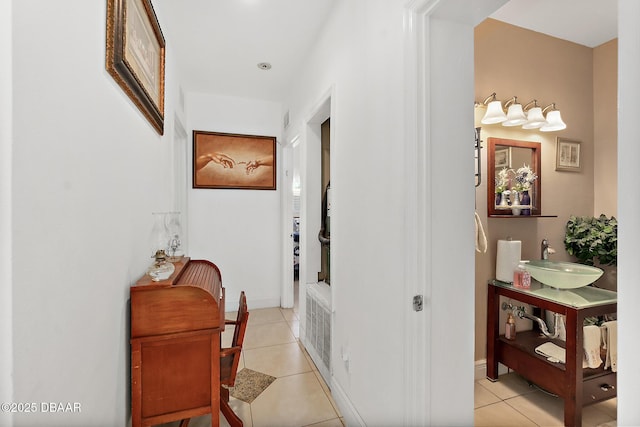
283, 0, 504, 425
6, 1, 638, 426
617, 1, 640, 424
1, 0, 14, 423
186, 93, 283, 310
284, 1, 412, 424
7, 1, 182, 425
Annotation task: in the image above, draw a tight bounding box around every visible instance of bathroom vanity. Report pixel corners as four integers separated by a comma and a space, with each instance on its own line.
487, 280, 617, 427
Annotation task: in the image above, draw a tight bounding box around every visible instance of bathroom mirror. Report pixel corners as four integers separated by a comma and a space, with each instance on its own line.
487, 137, 542, 217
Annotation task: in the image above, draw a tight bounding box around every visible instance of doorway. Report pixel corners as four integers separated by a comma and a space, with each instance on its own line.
172, 115, 189, 254
318, 118, 331, 285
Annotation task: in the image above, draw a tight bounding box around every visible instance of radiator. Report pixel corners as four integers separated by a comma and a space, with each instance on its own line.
305, 284, 331, 377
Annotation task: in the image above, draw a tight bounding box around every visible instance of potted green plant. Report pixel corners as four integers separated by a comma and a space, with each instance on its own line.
564, 214, 617, 289
564, 215, 617, 266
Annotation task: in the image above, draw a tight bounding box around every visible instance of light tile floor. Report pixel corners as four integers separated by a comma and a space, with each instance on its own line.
162, 305, 344, 427
475, 372, 617, 427
158, 293, 617, 427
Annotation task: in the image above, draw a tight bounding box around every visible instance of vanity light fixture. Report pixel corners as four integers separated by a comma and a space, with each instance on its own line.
476, 93, 568, 132
479, 93, 508, 124
522, 100, 547, 129
540, 103, 567, 132
502, 97, 527, 127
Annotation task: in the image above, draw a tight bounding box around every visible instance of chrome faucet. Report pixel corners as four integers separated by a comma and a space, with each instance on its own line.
541, 239, 550, 260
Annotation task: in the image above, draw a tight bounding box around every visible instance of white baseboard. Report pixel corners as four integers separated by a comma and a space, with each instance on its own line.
228, 297, 280, 312
316, 360, 508, 427
330, 378, 366, 427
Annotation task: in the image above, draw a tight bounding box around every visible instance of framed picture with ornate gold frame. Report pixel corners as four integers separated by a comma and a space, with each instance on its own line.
193, 131, 277, 190
106, 0, 165, 134
556, 137, 582, 172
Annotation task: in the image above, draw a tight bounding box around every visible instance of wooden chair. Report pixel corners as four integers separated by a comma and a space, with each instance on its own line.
219, 291, 248, 427
180, 291, 249, 427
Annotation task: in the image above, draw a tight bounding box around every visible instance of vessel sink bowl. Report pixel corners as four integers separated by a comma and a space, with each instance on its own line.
524, 260, 603, 289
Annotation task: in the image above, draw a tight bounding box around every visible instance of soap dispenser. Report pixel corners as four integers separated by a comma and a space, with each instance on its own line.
513, 262, 531, 289
505, 312, 516, 340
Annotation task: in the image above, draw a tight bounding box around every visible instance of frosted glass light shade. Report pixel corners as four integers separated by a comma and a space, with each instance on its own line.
481, 100, 507, 124
522, 107, 546, 129
502, 104, 527, 126
540, 110, 567, 132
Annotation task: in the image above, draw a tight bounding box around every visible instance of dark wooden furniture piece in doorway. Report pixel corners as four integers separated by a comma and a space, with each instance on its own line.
487, 280, 617, 427
130, 258, 225, 427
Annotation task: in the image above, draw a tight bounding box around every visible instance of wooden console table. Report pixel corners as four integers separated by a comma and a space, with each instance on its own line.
130, 258, 225, 427
487, 280, 617, 427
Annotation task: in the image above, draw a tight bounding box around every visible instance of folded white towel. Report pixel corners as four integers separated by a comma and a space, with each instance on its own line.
535, 342, 565, 364
602, 321, 618, 372
583, 325, 603, 369
475, 211, 487, 253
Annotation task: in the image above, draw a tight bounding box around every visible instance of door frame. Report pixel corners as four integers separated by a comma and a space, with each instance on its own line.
402, 0, 508, 423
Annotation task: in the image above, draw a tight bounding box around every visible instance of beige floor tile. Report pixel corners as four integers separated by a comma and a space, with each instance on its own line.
300, 344, 318, 372
313, 369, 331, 394
280, 307, 297, 322
224, 397, 253, 427
474, 401, 538, 427
312, 370, 341, 416
591, 398, 617, 419
505, 390, 564, 426
475, 381, 501, 408
243, 321, 296, 349
251, 372, 339, 427
243, 342, 313, 377
504, 391, 617, 427
476, 372, 536, 400
581, 404, 616, 427
157, 397, 252, 427
304, 418, 344, 427
287, 318, 300, 338
249, 307, 285, 324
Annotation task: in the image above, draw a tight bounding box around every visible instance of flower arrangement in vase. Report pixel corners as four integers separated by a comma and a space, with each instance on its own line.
493, 164, 538, 215
495, 167, 510, 207
511, 164, 538, 215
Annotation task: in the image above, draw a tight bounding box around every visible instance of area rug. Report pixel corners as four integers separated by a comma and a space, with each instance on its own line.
228, 368, 276, 403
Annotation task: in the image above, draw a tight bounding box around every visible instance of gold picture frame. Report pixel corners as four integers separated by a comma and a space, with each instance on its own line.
556, 137, 582, 172
193, 131, 277, 190
106, 0, 165, 134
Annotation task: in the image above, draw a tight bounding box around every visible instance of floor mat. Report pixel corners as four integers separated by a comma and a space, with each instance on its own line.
228, 368, 277, 403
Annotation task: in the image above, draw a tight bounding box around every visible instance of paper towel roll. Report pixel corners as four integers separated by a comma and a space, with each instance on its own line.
496, 240, 522, 283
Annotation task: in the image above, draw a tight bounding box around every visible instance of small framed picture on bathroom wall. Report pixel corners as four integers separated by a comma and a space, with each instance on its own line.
556, 137, 582, 172
495, 147, 511, 168
192, 131, 277, 190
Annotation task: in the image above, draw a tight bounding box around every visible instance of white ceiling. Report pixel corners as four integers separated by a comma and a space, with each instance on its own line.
151, 0, 337, 102
151, 0, 618, 103
490, 0, 617, 48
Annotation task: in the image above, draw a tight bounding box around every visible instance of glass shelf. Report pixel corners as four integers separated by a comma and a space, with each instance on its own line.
491, 279, 617, 308
489, 214, 558, 218
494, 205, 532, 210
